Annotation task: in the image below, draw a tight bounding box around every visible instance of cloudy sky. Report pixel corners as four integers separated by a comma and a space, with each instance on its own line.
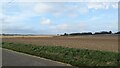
1, 0, 119, 34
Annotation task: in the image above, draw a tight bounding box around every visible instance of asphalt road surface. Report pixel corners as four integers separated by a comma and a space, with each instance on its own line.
2, 49, 71, 66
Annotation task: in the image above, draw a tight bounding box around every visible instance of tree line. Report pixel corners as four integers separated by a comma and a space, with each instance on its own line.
61, 31, 120, 36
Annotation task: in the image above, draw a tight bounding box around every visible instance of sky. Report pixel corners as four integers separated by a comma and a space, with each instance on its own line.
1, 0, 119, 34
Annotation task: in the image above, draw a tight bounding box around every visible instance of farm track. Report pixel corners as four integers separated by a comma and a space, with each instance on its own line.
2, 35, 119, 52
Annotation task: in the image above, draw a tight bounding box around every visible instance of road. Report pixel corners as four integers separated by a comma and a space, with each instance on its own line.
2, 49, 71, 66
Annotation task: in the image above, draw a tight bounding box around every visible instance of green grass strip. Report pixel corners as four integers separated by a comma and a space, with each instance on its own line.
2, 42, 120, 67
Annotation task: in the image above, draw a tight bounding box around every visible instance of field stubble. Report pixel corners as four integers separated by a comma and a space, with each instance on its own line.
2, 35, 119, 52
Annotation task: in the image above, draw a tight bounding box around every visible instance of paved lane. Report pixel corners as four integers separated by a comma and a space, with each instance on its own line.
2, 49, 71, 66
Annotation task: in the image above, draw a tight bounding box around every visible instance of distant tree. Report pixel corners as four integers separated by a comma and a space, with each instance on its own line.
2, 34, 5, 36
115, 31, 120, 34
64, 33, 68, 36
109, 31, 112, 34
81, 32, 92, 35
94, 31, 111, 35
69, 32, 92, 36
69, 33, 81, 36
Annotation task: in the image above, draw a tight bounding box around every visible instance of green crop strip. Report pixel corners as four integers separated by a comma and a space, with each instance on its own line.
2, 42, 120, 67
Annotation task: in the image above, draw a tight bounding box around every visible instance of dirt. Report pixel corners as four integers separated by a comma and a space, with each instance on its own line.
2, 35, 119, 52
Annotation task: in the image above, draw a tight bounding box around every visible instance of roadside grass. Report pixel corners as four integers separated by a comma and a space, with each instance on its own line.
2, 42, 120, 67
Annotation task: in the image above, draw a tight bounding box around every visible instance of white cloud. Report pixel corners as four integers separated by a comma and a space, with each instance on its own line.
78, 6, 89, 14
50, 23, 87, 33
2, 3, 37, 34
2, 0, 119, 2
51, 3, 89, 18
87, 2, 118, 10
88, 14, 105, 21
112, 3, 118, 8
50, 24, 70, 33
47, 2, 118, 18
40, 18, 51, 25
34, 3, 52, 14
87, 0, 119, 2
66, 4, 89, 17
3, 10, 35, 24
56, 24, 69, 30
1, 1, 118, 34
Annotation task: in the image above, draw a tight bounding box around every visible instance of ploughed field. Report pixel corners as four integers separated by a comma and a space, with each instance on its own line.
2, 35, 118, 52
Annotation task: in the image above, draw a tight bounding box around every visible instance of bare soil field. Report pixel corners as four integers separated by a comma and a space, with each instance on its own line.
2, 35, 119, 52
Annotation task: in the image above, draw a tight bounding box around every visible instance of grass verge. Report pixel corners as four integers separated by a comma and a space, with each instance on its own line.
2, 42, 120, 67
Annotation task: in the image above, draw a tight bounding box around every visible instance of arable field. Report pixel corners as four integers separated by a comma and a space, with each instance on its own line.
2, 35, 118, 52
2, 42, 120, 67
